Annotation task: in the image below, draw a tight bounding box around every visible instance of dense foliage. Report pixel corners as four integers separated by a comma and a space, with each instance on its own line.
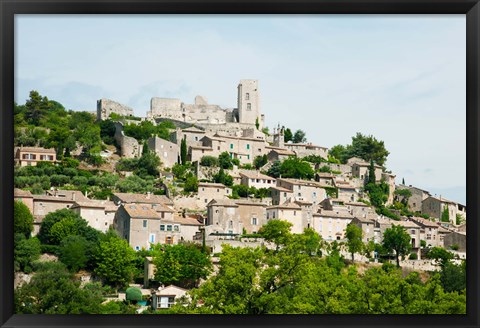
329, 132, 390, 166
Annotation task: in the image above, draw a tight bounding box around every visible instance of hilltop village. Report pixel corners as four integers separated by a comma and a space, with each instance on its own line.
13, 80, 467, 314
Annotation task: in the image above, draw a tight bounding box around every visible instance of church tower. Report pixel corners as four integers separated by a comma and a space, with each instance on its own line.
237, 80, 261, 128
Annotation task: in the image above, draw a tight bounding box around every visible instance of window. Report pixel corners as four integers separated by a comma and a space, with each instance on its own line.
252, 218, 257, 225
273, 212, 276, 219
167, 225, 173, 231
245, 93, 250, 100
174, 225, 180, 232
293, 211, 296, 216
410, 229, 415, 234
229, 221, 233, 229
195, 136, 198, 141
246, 144, 250, 150
135, 246, 140, 251
230, 144, 234, 149
247, 103, 251, 110
160, 225, 165, 231
158, 296, 175, 308
247, 155, 250, 160
149, 233, 155, 243
143, 220, 148, 228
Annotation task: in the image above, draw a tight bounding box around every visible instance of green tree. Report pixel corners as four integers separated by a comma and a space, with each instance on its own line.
255, 117, 260, 130
279, 157, 314, 180
441, 205, 450, 223
14, 262, 103, 314
283, 127, 293, 143
266, 160, 282, 178
345, 224, 364, 262
426, 247, 454, 267
328, 144, 348, 163
180, 137, 187, 165
253, 154, 268, 169
24, 90, 49, 125
152, 243, 212, 289
200, 155, 218, 167
292, 129, 307, 143
258, 219, 292, 249
218, 152, 233, 169
58, 235, 92, 272
184, 175, 199, 192
14, 200, 34, 238
125, 287, 143, 303
382, 224, 412, 267
39, 209, 82, 245
329, 133, 390, 165
99, 119, 117, 145
93, 235, 136, 288
14, 234, 41, 273
136, 150, 161, 178
368, 160, 376, 184
440, 261, 466, 293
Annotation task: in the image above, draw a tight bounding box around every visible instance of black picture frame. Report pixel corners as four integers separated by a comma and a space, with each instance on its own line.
1, 1, 479, 327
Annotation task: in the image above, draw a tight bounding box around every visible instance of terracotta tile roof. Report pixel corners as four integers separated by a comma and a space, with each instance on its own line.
234, 199, 267, 207
14, 188, 33, 198
173, 216, 204, 226
239, 170, 275, 180
409, 216, 439, 228
314, 210, 353, 219
267, 202, 301, 210
72, 200, 117, 211
270, 186, 292, 192
277, 178, 322, 188
122, 204, 161, 219
207, 199, 239, 207
182, 126, 205, 133
198, 182, 226, 188
345, 201, 369, 207
268, 148, 295, 156
425, 196, 458, 205
316, 172, 334, 178
113, 193, 173, 206
45, 190, 88, 201
17, 146, 56, 154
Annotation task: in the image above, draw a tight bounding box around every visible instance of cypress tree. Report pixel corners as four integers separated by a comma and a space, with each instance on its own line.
180, 137, 187, 165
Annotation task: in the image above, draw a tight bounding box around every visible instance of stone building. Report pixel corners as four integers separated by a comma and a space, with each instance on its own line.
170, 127, 206, 148
15, 147, 56, 167
443, 231, 466, 252
381, 172, 396, 205
147, 136, 180, 168
97, 98, 134, 121
235, 200, 267, 234
421, 196, 466, 224
350, 215, 376, 243
114, 203, 202, 250
237, 79, 262, 127
239, 170, 276, 189
146, 80, 262, 129
270, 186, 293, 206
275, 178, 327, 206
266, 202, 304, 234
112, 192, 174, 208
314, 173, 335, 187
114, 122, 141, 159
32, 190, 89, 235
206, 199, 240, 236
335, 180, 359, 202
14, 188, 34, 214
312, 209, 354, 242
284, 143, 328, 159
71, 200, 118, 233
409, 216, 442, 248
394, 184, 431, 213
266, 147, 296, 162
197, 182, 232, 206
374, 217, 422, 258
351, 161, 383, 184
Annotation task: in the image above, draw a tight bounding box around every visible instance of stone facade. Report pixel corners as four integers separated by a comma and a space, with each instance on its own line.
443, 231, 466, 252
235, 200, 267, 234
14, 188, 34, 214
351, 161, 383, 184
206, 199, 240, 235
239, 170, 276, 189
114, 122, 141, 159
395, 185, 431, 213
421, 196, 464, 224
266, 202, 304, 234
147, 136, 179, 168
237, 79, 261, 127
15, 147, 56, 167
312, 209, 354, 242
276, 178, 327, 206
71, 200, 118, 233
197, 182, 232, 207
284, 143, 328, 159
97, 98, 134, 121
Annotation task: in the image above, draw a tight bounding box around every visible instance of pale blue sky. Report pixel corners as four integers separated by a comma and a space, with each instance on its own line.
15, 15, 466, 204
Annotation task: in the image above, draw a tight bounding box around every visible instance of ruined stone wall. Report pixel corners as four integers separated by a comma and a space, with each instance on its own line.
148, 96, 228, 124
196, 122, 256, 137
114, 123, 141, 159
97, 99, 134, 121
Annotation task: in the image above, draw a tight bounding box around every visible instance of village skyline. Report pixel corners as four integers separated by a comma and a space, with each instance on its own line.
15, 15, 466, 204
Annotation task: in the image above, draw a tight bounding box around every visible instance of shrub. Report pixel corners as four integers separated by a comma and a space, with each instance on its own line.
125, 287, 143, 302
409, 253, 418, 260
200, 156, 218, 167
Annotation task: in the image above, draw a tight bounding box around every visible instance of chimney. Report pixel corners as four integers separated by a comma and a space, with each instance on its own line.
146, 192, 151, 199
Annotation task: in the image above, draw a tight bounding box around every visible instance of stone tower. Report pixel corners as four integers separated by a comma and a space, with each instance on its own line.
237, 80, 261, 127
273, 125, 285, 148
